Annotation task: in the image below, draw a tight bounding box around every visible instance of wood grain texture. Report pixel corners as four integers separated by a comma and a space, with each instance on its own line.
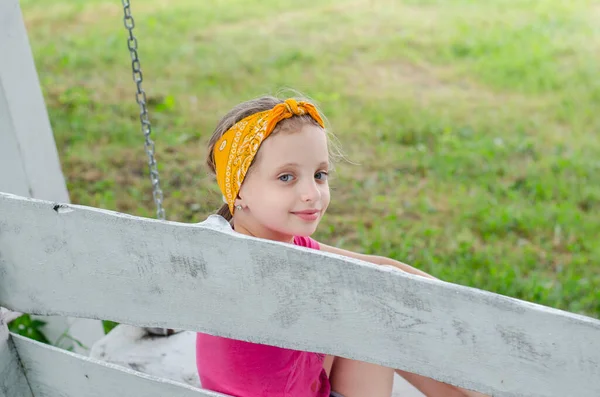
1, 192, 600, 396
0, 0, 105, 354
11, 333, 227, 397
0, 310, 33, 397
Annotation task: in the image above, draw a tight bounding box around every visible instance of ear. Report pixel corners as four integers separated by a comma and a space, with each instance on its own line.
236, 182, 250, 205
234, 193, 245, 209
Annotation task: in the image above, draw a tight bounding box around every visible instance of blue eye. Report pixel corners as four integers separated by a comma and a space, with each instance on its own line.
315, 172, 328, 180
279, 174, 294, 182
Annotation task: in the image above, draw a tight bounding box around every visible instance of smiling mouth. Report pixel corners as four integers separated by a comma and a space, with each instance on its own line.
291, 210, 320, 221
292, 210, 320, 214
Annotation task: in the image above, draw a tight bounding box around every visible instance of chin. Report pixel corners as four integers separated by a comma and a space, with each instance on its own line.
265, 216, 322, 239
289, 222, 320, 237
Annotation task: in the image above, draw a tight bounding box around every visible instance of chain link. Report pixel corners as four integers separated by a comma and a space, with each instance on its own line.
121, 0, 172, 337
121, 0, 166, 221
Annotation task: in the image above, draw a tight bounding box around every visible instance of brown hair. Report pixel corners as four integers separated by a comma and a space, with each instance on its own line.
206, 94, 343, 222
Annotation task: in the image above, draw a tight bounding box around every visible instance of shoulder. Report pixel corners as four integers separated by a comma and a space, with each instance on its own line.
317, 242, 379, 263
293, 238, 378, 263
293, 236, 320, 250
197, 214, 232, 231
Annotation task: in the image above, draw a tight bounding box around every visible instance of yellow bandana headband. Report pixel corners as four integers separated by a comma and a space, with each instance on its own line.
214, 98, 325, 215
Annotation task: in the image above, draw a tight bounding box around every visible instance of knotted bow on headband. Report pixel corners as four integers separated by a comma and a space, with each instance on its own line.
214, 98, 325, 215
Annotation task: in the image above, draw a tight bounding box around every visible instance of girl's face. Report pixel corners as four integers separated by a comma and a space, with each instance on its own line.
233, 123, 331, 242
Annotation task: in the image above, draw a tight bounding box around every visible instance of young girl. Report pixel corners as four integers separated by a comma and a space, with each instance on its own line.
196, 95, 488, 397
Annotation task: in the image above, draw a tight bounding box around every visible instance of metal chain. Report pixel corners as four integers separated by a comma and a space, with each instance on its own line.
121, 0, 173, 338
121, 0, 166, 221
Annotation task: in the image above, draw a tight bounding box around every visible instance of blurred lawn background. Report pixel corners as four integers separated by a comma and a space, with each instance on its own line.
18, 0, 600, 322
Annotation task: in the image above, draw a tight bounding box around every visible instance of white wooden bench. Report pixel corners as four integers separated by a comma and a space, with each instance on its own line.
2, 192, 600, 397
1, 1, 600, 396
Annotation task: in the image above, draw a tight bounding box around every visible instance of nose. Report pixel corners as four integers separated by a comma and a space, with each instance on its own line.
299, 178, 321, 203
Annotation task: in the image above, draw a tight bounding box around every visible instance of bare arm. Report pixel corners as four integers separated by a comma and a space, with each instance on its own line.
395, 369, 489, 397
318, 243, 489, 397
318, 243, 436, 279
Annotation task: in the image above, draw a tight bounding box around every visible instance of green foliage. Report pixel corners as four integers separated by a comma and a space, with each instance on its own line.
8, 314, 91, 350
18, 0, 599, 325
8, 314, 50, 344
103, 320, 120, 334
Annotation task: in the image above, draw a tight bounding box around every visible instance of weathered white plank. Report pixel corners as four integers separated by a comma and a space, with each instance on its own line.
10, 333, 227, 397
1, 192, 600, 397
0, 309, 33, 397
0, 0, 105, 352
0, 0, 69, 202
0, 82, 31, 199
0, 308, 21, 324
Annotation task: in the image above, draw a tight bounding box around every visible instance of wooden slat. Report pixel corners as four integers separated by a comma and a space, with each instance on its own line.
0, 308, 21, 324
0, 0, 34, 199
10, 333, 227, 397
0, 309, 33, 397
0, 0, 105, 355
1, 192, 600, 397
0, 0, 70, 202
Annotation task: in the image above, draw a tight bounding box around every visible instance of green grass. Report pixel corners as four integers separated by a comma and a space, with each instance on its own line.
20, 0, 600, 319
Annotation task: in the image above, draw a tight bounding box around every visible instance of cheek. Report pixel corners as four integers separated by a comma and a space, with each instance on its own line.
244, 183, 285, 209
238, 175, 265, 202
321, 185, 331, 207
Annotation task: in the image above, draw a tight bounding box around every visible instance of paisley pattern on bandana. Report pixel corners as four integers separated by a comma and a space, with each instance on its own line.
214, 99, 325, 215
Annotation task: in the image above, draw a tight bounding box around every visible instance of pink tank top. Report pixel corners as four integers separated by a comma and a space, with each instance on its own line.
196, 236, 330, 397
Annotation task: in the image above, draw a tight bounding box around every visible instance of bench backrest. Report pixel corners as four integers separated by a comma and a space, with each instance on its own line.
1, 192, 600, 397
